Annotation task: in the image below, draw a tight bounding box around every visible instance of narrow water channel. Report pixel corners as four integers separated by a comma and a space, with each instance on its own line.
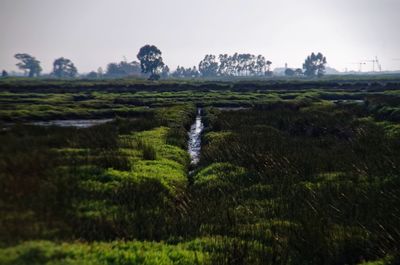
188, 108, 204, 165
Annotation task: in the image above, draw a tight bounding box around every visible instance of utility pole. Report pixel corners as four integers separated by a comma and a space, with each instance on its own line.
350, 62, 366, 73
365, 56, 382, 72
375, 56, 382, 72
359, 62, 366, 72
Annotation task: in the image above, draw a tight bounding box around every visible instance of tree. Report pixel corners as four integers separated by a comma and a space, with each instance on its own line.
171, 66, 183, 78
137, 45, 164, 80
199, 55, 219, 77
161, 65, 170, 79
190, 66, 200, 78
229, 53, 239, 76
218, 54, 228, 76
106, 63, 123, 76
266, 60, 273, 76
97, 67, 104, 78
255, 55, 267, 76
172, 66, 199, 78
303, 52, 327, 77
198, 53, 272, 78
285, 68, 295, 76
1, 70, 8, 77
295, 68, 303, 76
52, 57, 78, 78
105, 61, 142, 77
14, 53, 42, 77
120, 61, 141, 75
86, 71, 98, 79
236, 53, 255, 76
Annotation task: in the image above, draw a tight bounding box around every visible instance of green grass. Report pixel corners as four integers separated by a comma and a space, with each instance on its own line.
193, 163, 246, 185
0, 240, 208, 265
1, 79, 399, 264
1, 78, 399, 123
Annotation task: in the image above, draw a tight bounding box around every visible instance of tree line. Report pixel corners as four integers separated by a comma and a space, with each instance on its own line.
9, 54, 77, 78
2, 45, 327, 80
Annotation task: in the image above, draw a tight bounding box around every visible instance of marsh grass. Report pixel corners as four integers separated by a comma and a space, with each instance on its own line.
1, 81, 399, 264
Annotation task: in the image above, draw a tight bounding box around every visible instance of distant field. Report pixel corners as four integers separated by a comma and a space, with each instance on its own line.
1, 77, 400, 123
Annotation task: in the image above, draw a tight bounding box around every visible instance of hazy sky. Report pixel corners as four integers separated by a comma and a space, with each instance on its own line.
1, 0, 400, 73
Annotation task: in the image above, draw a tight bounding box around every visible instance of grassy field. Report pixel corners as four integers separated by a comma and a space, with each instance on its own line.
0, 78, 399, 264
1, 81, 399, 123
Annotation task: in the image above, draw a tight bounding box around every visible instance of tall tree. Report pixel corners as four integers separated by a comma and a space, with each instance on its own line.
266, 60, 272, 76
199, 55, 219, 77
303, 52, 327, 77
237, 54, 254, 76
218, 54, 230, 76
137, 45, 164, 80
171, 66, 184, 78
52, 57, 78, 78
198, 53, 272, 78
1, 70, 8, 77
255, 55, 267, 76
97, 67, 104, 78
14, 53, 42, 77
106, 63, 122, 76
120, 61, 141, 75
105, 61, 142, 77
295, 68, 303, 76
161, 65, 170, 78
285, 68, 295, 76
86, 71, 98, 79
190, 66, 200, 78
172, 66, 199, 78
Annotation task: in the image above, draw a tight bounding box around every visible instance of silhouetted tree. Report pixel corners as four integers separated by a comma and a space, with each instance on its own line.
190, 66, 200, 78
97, 67, 104, 78
172, 66, 199, 78
295, 68, 303, 76
106, 63, 122, 76
1, 70, 8, 77
198, 53, 272, 78
285, 68, 295, 76
161, 65, 170, 78
228, 53, 239, 76
199, 55, 219, 77
255, 55, 267, 76
237, 53, 255, 76
137, 45, 164, 80
218, 54, 231, 76
14, 53, 42, 77
266, 60, 272, 76
86, 71, 98, 79
105, 61, 141, 77
120, 61, 141, 75
303, 52, 327, 77
171, 66, 183, 78
52, 57, 78, 78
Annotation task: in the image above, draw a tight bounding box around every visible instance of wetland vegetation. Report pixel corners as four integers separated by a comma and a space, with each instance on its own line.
0, 78, 399, 264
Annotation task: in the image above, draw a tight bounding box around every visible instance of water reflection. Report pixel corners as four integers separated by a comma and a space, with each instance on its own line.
31, 119, 113, 128
188, 108, 204, 165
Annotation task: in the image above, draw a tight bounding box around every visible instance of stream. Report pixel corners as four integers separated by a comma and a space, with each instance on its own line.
188, 108, 204, 165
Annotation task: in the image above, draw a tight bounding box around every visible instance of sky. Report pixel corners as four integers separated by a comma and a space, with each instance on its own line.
1, 0, 400, 73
